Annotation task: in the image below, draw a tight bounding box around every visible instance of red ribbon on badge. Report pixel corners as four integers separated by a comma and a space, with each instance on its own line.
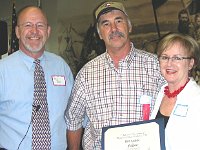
143, 104, 150, 120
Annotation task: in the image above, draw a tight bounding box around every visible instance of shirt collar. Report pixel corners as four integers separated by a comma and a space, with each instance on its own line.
105, 42, 135, 69
18, 50, 45, 70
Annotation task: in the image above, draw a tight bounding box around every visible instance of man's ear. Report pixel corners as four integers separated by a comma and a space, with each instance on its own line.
15, 26, 20, 39
98, 32, 102, 39
47, 25, 51, 39
128, 21, 132, 33
129, 27, 132, 33
96, 24, 102, 39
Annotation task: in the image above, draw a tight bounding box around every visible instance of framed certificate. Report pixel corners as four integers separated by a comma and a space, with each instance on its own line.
102, 118, 165, 150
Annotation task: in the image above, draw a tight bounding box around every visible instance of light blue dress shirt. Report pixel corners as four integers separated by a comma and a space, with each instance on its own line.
0, 50, 74, 150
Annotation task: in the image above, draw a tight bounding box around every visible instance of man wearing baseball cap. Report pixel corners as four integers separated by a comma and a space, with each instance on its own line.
65, 1, 165, 149
95, 1, 128, 21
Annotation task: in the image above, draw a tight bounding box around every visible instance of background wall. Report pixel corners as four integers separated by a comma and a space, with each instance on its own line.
0, 0, 186, 52
0, 0, 195, 74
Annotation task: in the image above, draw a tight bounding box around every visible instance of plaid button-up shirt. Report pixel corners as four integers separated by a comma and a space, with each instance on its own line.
65, 43, 165, 149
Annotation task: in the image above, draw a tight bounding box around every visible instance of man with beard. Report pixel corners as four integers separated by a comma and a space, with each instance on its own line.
192, 13, 200, 85
0, 6, 74, 150
65, 1, 165, 150
194, 13, 200, 44
177, 9, 194, 36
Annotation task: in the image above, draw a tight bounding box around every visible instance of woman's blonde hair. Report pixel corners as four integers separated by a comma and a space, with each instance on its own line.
157, 32, 200, 69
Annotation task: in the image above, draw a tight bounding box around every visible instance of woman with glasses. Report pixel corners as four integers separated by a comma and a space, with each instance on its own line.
150, 33, 200, 150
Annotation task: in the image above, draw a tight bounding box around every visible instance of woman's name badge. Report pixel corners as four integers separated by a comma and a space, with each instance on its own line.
52, 75, 66, 86
173, 104, 188, 117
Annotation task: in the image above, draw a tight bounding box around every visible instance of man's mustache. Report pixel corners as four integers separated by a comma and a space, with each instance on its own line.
109, 31, 125, 39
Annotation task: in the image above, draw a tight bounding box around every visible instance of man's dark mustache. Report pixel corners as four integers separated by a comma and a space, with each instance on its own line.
109, 31, 125, 39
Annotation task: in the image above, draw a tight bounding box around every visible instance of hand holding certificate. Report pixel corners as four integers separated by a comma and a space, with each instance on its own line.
102, 118, 165, 150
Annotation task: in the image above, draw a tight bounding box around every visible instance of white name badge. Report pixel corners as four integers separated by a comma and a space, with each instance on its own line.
140, 95, 152, 104
52, 75, 66, 86
173, 104, 188, 117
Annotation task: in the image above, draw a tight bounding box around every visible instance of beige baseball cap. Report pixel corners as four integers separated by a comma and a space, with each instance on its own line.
95, 1, 127, 21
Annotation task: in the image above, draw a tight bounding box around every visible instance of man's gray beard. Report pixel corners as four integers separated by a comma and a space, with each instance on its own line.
25, 43, 43, 53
